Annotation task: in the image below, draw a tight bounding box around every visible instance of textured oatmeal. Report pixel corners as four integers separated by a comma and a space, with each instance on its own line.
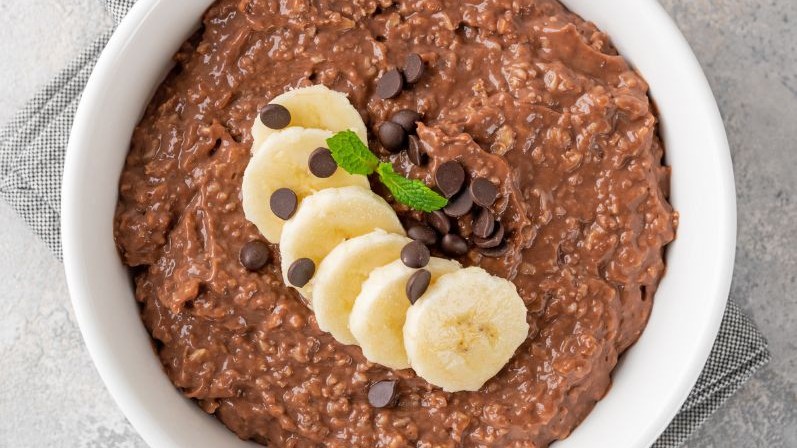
114, 0, 677, 446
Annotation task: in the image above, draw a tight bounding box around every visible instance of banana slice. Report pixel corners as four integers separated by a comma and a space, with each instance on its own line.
312, 230, 411, 346
403, 267, 529, 392
350, 258, 461, 369
251, 84, 368, 153
242, 127, 369, 243
279, 186, 405, 298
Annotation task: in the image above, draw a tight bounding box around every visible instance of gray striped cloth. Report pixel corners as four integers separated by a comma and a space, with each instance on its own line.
0, 1, 770, 446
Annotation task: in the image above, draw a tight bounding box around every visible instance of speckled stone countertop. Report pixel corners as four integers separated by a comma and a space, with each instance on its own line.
0, 0, 794, 446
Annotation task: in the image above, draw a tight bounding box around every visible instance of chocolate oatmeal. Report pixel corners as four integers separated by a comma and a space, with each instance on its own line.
114, 0, 677, 446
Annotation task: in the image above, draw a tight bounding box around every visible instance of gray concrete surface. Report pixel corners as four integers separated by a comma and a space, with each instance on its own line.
0, 0, 794, 446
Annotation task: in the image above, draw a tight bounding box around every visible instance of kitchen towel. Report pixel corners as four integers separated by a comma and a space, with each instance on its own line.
0, 1, 771, 447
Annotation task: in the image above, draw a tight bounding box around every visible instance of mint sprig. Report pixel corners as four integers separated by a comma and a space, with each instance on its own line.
326, 130, 448, 212
376, 163, 448, 212
326, 130, 379, 175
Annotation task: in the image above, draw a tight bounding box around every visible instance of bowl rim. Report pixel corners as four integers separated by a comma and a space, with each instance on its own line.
62, 0, 735, 447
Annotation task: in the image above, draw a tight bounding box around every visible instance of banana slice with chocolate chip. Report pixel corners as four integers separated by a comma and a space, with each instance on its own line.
278, 185, 405, 299
241, 127, 369, 243
312, 230, 411, 345
403, 267, 529, 392
251, 84, 368, 154
349, 257, 461, 369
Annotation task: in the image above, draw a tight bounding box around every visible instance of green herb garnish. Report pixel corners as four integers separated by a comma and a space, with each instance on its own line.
326, 130, 380, 175
326, 130, 448, 212
375, 163, 448, 212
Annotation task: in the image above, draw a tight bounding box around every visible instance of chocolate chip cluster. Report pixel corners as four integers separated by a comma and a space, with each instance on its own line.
400, 240, 432, 303
403, 159, 507, 259
375, 53, 426, 100
374, 53, 429, 166
373, 54, 506, 259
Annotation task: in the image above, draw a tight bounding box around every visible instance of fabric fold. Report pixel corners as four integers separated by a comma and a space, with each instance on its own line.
653, 300, 771, 447
0, 29, 113, 259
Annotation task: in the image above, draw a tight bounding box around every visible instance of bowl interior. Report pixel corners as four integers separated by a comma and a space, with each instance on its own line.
62, 1, 734, 447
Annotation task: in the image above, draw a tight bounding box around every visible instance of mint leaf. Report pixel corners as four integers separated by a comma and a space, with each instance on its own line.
376, 163, 448, 212
325, 130, 379, 175
325, 131, 447, 212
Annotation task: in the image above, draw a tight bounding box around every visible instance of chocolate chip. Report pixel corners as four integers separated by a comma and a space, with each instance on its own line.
443, 190, 474, 218
403, 53, 425, 84
407, 135, 427, 166
390, 109, 422, 135
368, 380, 399, 408
401, 240, 430, 268
473, 208, 495, 239
479, 243, 509, 258
426, 210, 452, 235
407, 224, 437, 246
441, 234, 468, 257
474, 221, 504, 249
377, 121, 406, 153
435, 160, 466, 198
469, 177, 499, 207
270, 188, 298, 220
308, 147, 337, 178
259, 103, 291, 130
287, 258, 315, 287
239, 240, 270, 271
376, 68, 404, 99
406, 269, 431, 304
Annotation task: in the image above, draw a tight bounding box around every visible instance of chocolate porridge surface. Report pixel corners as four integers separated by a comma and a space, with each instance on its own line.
113, 0, 677, 446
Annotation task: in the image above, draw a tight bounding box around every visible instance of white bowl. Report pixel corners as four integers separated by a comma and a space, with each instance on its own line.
62, 1, 736, 446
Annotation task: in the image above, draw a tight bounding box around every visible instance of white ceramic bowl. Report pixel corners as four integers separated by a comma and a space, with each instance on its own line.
63, 1, 735, 446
